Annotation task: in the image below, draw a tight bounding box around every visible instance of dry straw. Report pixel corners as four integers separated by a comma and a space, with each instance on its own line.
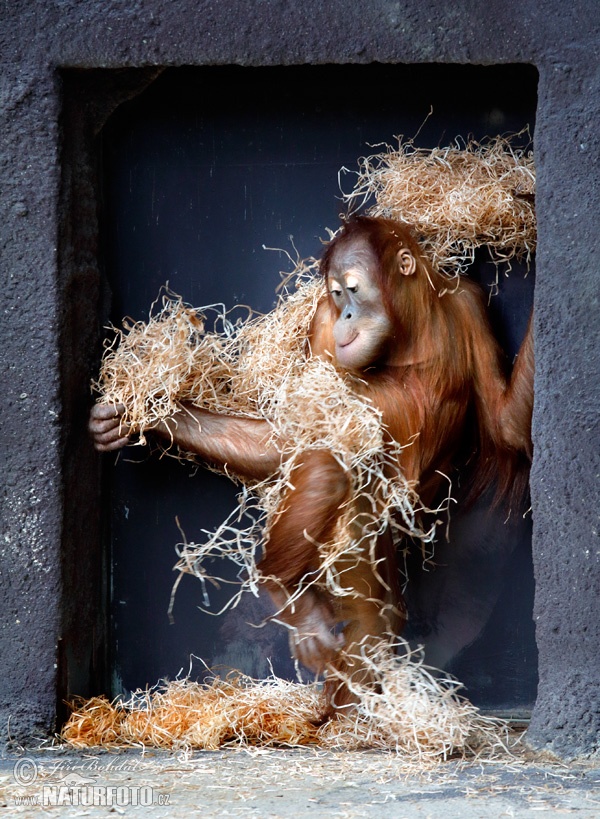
61, 641, 507, 762
343, 133, 536, 278
88, 135, 536, 756
94, 274, 432, 614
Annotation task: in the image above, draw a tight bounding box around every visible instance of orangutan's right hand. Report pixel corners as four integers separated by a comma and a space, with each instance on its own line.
88, 403, 132, 452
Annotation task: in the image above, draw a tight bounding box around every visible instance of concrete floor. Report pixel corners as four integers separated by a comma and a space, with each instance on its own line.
1, 746, 599, 817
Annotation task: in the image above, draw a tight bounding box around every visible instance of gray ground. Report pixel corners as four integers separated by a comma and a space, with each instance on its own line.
1, 747, 599, 817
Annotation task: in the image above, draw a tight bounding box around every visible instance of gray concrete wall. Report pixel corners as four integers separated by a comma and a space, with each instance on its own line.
0, 0, 598, 758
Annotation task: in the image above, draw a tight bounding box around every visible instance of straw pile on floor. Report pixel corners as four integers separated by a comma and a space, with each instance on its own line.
61, 642, 506, 761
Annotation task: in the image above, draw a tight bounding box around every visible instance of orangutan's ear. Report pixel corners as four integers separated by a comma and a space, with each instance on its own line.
397, 248, 416, 276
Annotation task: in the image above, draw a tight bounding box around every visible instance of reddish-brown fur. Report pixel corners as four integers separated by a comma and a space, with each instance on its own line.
259, 216, 533, 705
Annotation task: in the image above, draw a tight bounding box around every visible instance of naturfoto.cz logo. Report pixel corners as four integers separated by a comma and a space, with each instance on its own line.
12, 758, 171, 808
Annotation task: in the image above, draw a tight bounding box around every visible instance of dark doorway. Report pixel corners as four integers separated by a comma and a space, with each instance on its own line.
100, 63, 537, 712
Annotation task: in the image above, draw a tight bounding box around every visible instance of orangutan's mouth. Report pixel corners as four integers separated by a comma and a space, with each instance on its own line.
338, 332, 359, 349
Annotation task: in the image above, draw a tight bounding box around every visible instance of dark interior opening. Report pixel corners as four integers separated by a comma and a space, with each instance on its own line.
72, 62, 538, 714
